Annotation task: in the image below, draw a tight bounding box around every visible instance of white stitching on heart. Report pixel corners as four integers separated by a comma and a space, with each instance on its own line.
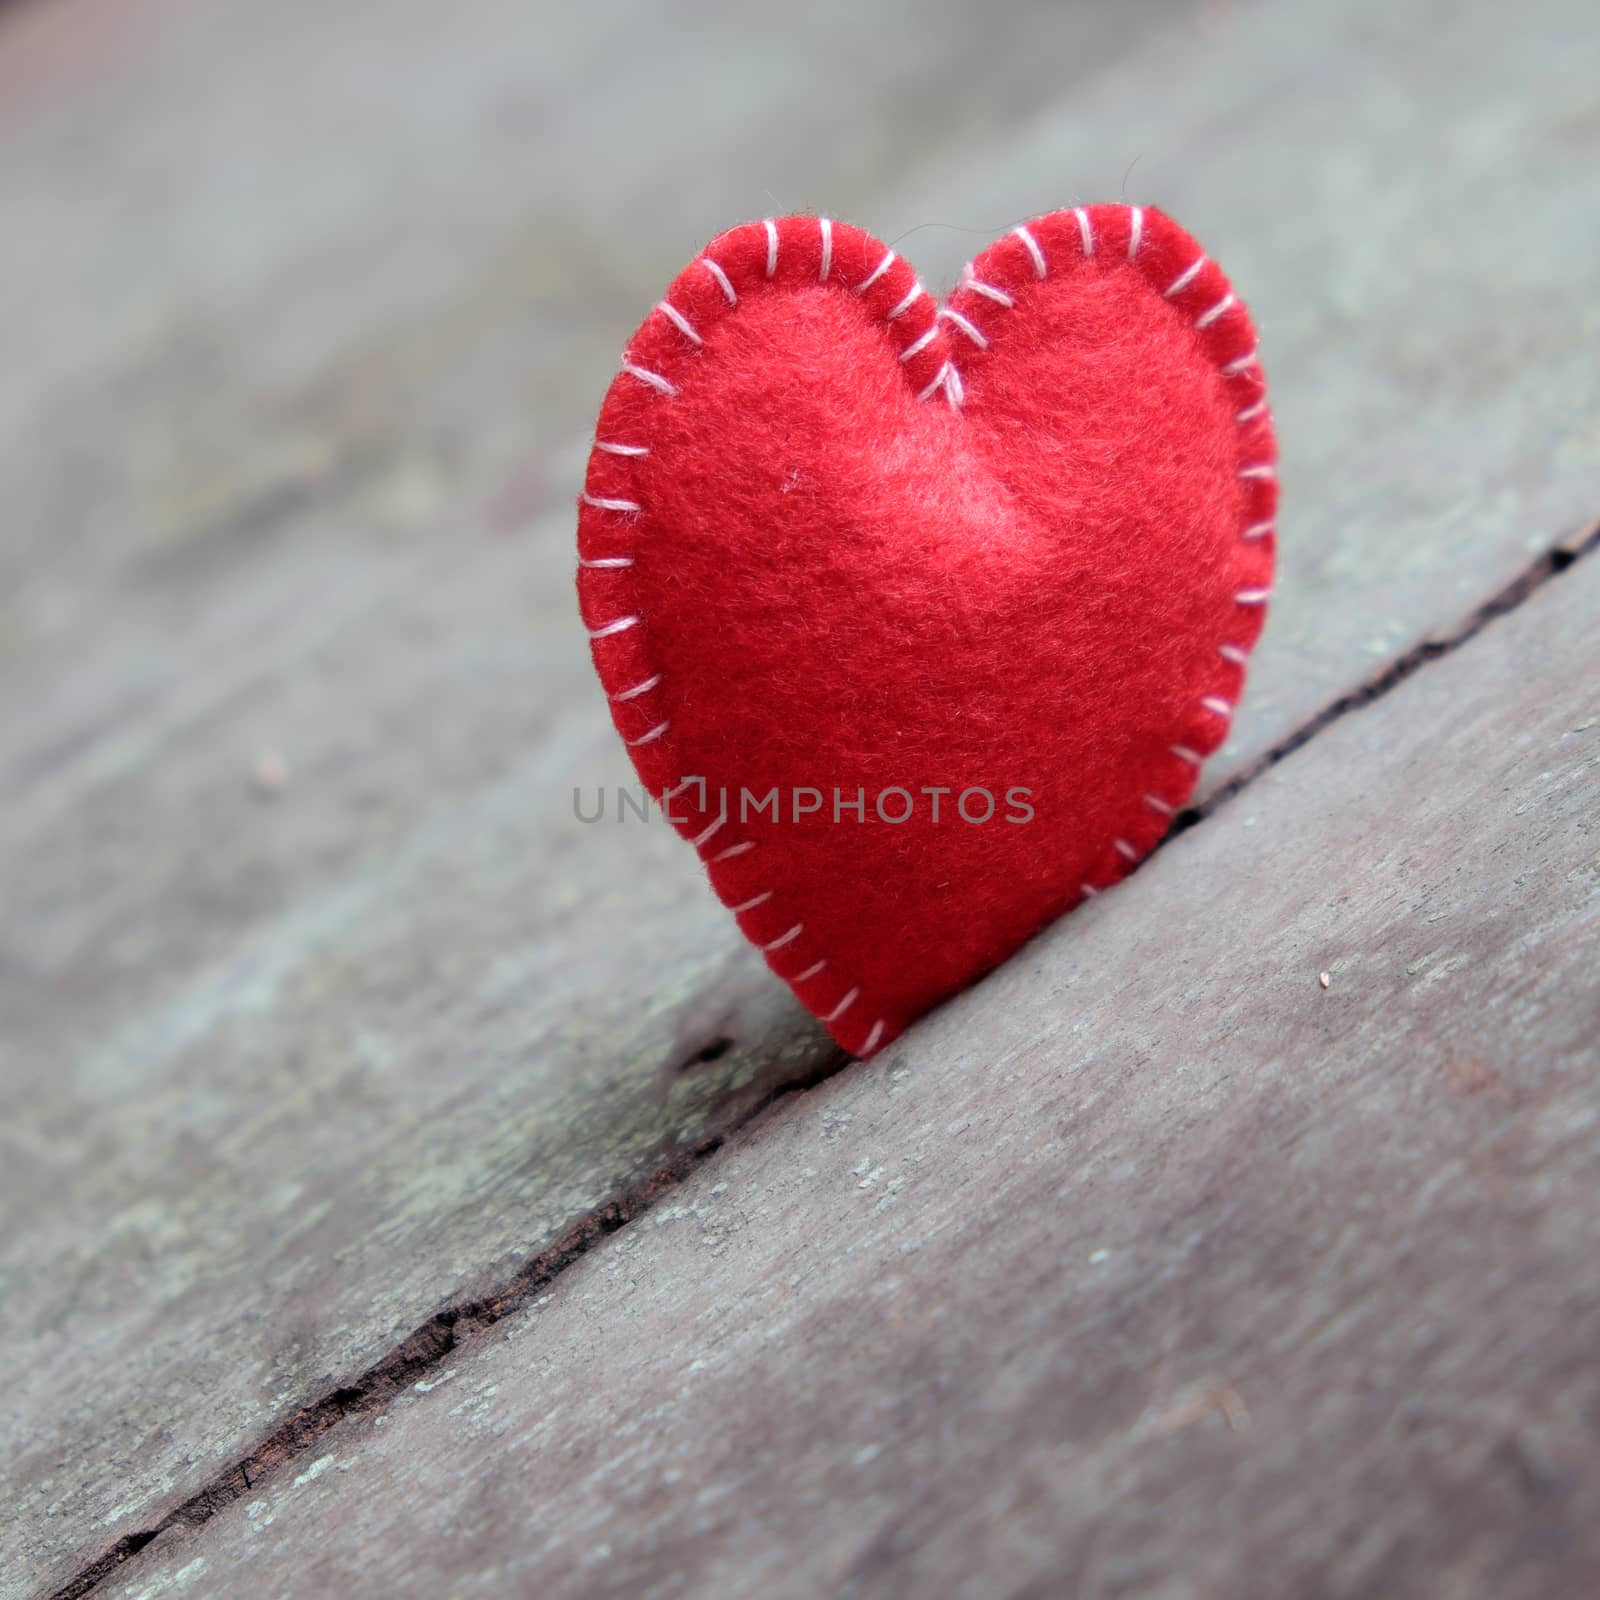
610, 674, 660, 701
1165, 255, 1206, 297
938, 307, 989, 349
622, 361, 677, 397
858, 249, 896, 292
657, 301, 702, 345
691, 813, 726, 848
822, 986, 860, 1024
962, 268, 1014, 307
1012, 225, 1047, 278
921, 363, 953, 403
886, 281, 925, 320
702, 258, 737, 305
579, 209, 1275, 1056
581, 491, 642, 513
917, 362, 955, 403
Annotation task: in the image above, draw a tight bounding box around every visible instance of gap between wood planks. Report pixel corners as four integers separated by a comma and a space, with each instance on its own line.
45, 513, 1600, 1600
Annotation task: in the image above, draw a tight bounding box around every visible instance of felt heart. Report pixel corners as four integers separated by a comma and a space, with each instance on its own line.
578, 207, 1275, 1058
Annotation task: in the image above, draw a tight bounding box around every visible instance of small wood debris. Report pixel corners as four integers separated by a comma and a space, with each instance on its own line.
1143, 1382, 1252, 1438
251, 752, 290, 796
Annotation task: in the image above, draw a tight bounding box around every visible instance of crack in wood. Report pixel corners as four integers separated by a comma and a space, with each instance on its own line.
41, 516, 1600, 1600
1177, 516, 1600, 835
43, 1049, 847, 1600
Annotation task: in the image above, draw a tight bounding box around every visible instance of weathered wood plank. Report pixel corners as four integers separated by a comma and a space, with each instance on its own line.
3, 3, 1186, 1593
109, 544, 1600, 1600
0, 0, 1176, 766
5, 0, 1600, 1591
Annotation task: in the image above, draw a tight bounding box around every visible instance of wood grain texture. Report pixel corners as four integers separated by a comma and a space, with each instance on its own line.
2, 3, 1182, 1591
107, 545, 1600, 1600
4, 0, 1600, 1591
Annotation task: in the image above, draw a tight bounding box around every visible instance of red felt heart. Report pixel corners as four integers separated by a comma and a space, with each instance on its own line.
578, 207, 1275, 1057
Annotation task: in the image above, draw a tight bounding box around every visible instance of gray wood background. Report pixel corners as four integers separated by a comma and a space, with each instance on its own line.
2, 0, 1597, 1596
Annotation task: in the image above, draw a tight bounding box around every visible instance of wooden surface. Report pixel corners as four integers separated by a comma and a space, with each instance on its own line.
105, 545, 1600, 1600
2, 0, 1598, 1594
